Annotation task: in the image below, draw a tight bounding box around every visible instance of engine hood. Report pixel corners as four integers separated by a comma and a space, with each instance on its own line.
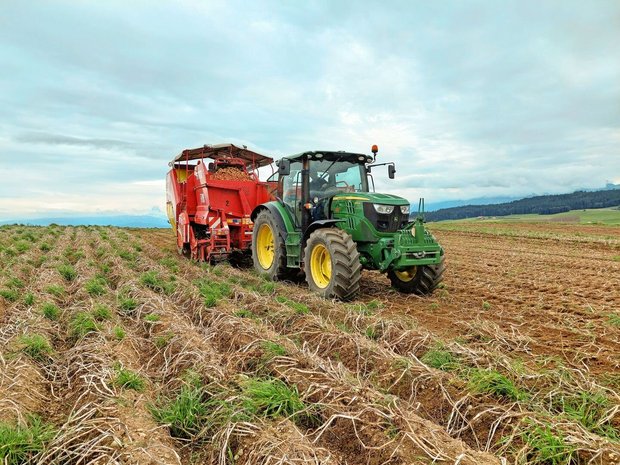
332, 192, 410, 206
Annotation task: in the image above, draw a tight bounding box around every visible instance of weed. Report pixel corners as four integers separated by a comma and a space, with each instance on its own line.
551, 390, 618, 439
365, 325, 381, 340
195, 277, 231, 307
84, 277, 107, 296
113, 326, 126, 341
118, 296, 138, 314
261, 341, 287, 360
429, 302, 440, 310
366, 299, 382, 310
3, 247, 16, 257
275, 296, 309, 314
45, 284, 65, 298
140, 271, 175, 295
607, 313, 620, 327
114, 366, 145, 391
39, 242, 52, 252
57, 263, 77, 282
7, 278, 24, 289
0, 289, 18, 302
69, 312, 99, 339
41, 302, 60, 320
150, 376, 208, 439
0, 414, 56, 465
23, 293, 34, 306
159, 257, 179, 273
241, 378, 305, 419
234, 309, 255, 318
144, 313, 161, 323
421, 347, 459, 371
467, 368, 529, 401
520, 421, 575, 465
154, 332, 175, 348
93, 304, 112, 321
482, 301, 491, 310
18, 334, 53, 361
15, 241, 30, 253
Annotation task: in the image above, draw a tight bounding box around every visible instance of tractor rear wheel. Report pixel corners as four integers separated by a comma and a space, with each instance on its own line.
304, 228, 361, 301
252, 210, 290, 280
388, 255, 445, 295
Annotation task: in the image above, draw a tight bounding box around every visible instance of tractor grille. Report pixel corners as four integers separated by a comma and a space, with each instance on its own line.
362, 203, 409, 233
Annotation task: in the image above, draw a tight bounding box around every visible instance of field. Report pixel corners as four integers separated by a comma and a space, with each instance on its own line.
440, 207, 620, 225
0, 222, 618, 465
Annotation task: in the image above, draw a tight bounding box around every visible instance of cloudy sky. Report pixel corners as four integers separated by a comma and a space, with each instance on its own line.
1, 0, 619, 219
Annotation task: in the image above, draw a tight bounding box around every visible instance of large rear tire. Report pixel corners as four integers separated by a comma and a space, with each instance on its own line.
388, 255, 445, 295
304, 228, 361, 301
252, 210, 290, 280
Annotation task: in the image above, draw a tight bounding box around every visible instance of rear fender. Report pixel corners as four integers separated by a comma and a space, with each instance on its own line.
302, 219, 344, 245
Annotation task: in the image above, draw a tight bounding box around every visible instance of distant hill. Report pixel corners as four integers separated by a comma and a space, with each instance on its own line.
0, 215, 169, 228
426, 188, 620, 222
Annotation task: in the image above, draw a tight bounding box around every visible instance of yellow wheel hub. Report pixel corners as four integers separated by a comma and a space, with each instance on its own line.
394, 267, 417, 282
256, 224, 275, 269
310, 243, 332, 289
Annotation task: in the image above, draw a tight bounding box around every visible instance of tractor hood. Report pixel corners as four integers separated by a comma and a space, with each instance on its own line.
332, 192, 410, 206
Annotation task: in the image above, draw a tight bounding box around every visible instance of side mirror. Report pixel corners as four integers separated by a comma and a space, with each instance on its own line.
278, 158, 291, 176
388, 164, 396, 179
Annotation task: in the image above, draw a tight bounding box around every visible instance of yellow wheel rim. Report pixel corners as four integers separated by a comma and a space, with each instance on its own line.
394, 267, 417, 282
256, 224, 275, 269
310, 243, 332, 289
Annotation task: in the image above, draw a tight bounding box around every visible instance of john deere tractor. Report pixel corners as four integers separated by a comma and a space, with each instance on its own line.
251, 147, 445, 300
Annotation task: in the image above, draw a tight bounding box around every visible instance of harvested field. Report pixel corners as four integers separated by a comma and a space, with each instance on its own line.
0, 222, 618, 464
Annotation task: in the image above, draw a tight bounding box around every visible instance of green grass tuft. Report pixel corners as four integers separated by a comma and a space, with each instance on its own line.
84, 277, 107, 296
421, 347, 459, 371
69, 312, 99, 339
0, 414, 56, 465
140, 271, 175, 295
241, 378, 306, 419
261, 341, 287, 360
23, 293, 35, 306
275, 296, 309, 314
112, 326, 126, 341
467, 368, 529, 401
57, 263, 77, 282
18, 334, 53, 361
92, 304, 112, 321
607, 313, 620, 327
154, 332, 175, 349
45, 284, 65, 298
118, 296, 138, 314
41, 302, 60, 320
0, 289, 19, 302
195, 277, 231, 308
114, 366, 145, 391
144, 313, 161, 323
520, 421, 575, 465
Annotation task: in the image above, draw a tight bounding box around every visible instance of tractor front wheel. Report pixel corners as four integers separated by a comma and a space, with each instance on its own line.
304, 228, 361, 301
252, 210, 290, 280
387, 255, 445, 295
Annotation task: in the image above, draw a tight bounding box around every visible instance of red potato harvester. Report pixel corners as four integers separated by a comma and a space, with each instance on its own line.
166, 143, 275, 262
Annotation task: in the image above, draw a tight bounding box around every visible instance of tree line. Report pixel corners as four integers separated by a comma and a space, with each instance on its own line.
425, 189, 620, 222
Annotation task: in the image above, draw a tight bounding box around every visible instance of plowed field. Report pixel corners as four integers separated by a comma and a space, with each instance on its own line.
1, 223, 618, 465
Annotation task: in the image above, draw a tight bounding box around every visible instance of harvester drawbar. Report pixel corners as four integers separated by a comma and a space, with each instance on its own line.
166, 143, 445, 300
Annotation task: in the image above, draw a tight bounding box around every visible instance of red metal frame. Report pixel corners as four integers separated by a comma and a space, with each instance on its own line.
166, 144, 274, 262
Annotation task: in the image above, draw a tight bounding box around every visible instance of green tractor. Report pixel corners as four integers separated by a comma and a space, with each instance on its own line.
251, 147, 445, 300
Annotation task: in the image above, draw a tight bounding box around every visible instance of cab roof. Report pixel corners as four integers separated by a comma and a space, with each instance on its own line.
169, 143, 273, 168
280, 150, 373, 164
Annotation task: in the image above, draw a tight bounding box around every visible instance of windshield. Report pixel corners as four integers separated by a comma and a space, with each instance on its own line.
309, 160, 368, 198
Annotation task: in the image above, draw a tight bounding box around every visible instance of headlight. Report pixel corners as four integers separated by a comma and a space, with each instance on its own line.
400, 205, 410, 215
373, 204, 394, 214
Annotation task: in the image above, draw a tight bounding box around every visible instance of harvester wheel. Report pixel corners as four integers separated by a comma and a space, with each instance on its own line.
177, 244, 191, 259
304, 228, 361, 301
388, 255, 445, 295
252, 210, 290, 280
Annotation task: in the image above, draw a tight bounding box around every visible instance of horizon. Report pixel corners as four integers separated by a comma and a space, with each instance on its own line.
1, 1, 619, 221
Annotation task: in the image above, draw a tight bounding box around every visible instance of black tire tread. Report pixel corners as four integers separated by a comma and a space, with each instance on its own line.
388, 255, 445, 295
304, 228, 362, 301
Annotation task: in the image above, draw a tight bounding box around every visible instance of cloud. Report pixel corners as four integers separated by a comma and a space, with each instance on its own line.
0, 0, 618, 219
